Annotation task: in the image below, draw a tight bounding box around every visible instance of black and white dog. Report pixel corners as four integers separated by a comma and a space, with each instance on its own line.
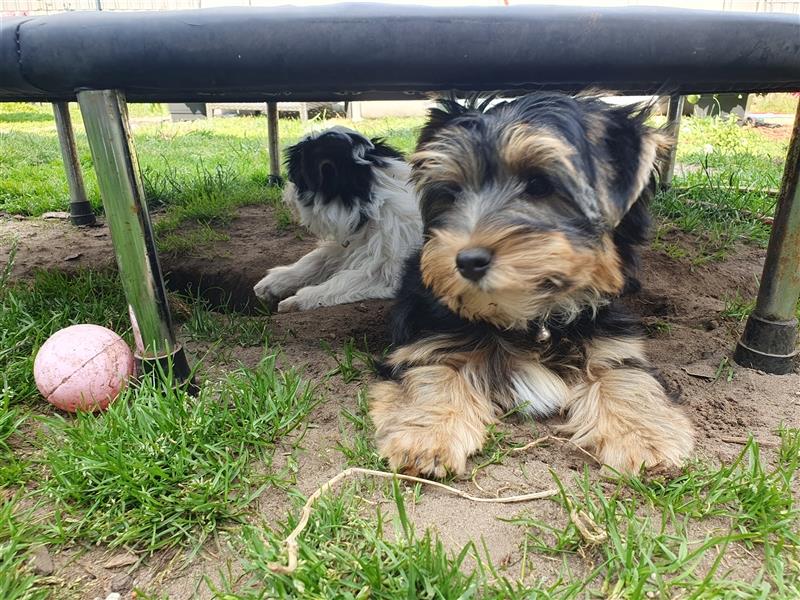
254, 126, 422, 312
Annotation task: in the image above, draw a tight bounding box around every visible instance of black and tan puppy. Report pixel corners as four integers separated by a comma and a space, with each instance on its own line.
369, 92, 694, 478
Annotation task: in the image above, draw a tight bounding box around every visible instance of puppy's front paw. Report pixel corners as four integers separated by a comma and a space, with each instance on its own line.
277, 296, 302, 313
253, 267, 295, 304
595, 427, 694, 474
370, 382, 477, 479
377, 430, 470, 479
253, 278, 279, 305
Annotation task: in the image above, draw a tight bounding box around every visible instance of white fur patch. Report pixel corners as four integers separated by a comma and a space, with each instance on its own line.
254, 156, 422, 310
509, 362, 569, 418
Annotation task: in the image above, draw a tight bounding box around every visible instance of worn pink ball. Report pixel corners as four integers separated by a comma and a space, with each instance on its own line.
34, 324, 135, 412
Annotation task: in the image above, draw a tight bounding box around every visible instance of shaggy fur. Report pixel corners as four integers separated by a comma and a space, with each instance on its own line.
254, 126, 422, 312
369, 93, 695, 477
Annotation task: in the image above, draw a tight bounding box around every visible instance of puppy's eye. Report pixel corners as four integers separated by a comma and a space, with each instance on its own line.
525, 175, 554, 198
439, 191, 456, 205
432, 185, 459, 205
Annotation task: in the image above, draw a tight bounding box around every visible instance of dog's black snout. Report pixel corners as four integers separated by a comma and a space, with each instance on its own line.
319, 160, 337, 182
456, 248, 493, 281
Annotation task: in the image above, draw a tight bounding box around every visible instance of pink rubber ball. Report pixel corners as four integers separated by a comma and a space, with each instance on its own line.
33, 324, 135, 412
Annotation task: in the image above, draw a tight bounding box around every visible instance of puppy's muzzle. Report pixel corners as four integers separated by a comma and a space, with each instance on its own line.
456, 247, 493, 282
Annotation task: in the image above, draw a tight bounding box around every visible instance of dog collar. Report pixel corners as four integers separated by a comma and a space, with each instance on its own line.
534, 324, 552, 344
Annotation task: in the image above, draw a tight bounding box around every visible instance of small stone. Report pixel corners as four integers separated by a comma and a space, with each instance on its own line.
42, 211, 70, 220
102, 552, 139, 569
704, 319, 720, 331
110, 573, 132, 592
30, 545, 54, 576
105, 593, 122, 600
64, 252, 83, 261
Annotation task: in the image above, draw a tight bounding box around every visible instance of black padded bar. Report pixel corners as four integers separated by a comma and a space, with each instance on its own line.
1, 4, 799, 102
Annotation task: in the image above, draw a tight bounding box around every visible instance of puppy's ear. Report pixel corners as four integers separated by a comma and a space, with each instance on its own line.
416, 95, 495, 150
587, 101, 672, 226
284, 140, 305, 187
417, 100, 468, 149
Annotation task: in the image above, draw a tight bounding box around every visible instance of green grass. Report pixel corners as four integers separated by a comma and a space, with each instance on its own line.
0, 387, 26, 489
43, 355, 316, 552
0, 494, 49, 600
653, 114, 788, 255
216, 480, 487, 599
180, 293, 272, 347
147, 163, 283, 241
158, 224, 231, 255
506, 431, 800, 597
322, 337, 384, 384
336, 388, 385, 470
720, 290, 800, 324
631, 430, 800, 546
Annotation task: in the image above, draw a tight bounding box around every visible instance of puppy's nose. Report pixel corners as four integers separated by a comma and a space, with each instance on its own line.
456, 247, 493, 281
319, 160, 337, 182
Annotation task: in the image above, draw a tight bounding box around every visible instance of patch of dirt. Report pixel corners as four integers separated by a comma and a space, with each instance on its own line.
2, 208, 799, 597
749, 122, 793, 142
0, 206, 315, 312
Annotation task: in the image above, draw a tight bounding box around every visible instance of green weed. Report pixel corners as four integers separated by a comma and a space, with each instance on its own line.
322, 337, 383, 384
336, 388, 384, 470
181, 295, 271, 347
0, 494, 49, 600
0, 386, 26, 488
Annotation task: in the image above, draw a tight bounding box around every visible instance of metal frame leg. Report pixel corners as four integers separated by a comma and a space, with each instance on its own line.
77, 90, 192, 383
266, 102, 282, 185
661, 95, 684, 190
53, 102, 96, 226
348, 100, 363, 122
734, 100, 800, 374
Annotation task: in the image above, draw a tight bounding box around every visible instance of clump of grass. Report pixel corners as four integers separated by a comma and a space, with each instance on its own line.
149, 164, 280, 237
714, 356, 736, 382
322, 337, 384, 384
336, 389, 384, 470
158, 224, 230, 255
43, 355, 316, 551
631, 430, 800, 547
0, 386, 26, 488
643, 319, 673, 337
504, 431, 800, 597
181, 295, 272, 347
220, 479, 484, 599
720, 292, 756, 322
273, 202, 295, 231
469, 421, 528, 483
0, 266, 128, 406
0, 494, 49, 600
719, 290, 800, 322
